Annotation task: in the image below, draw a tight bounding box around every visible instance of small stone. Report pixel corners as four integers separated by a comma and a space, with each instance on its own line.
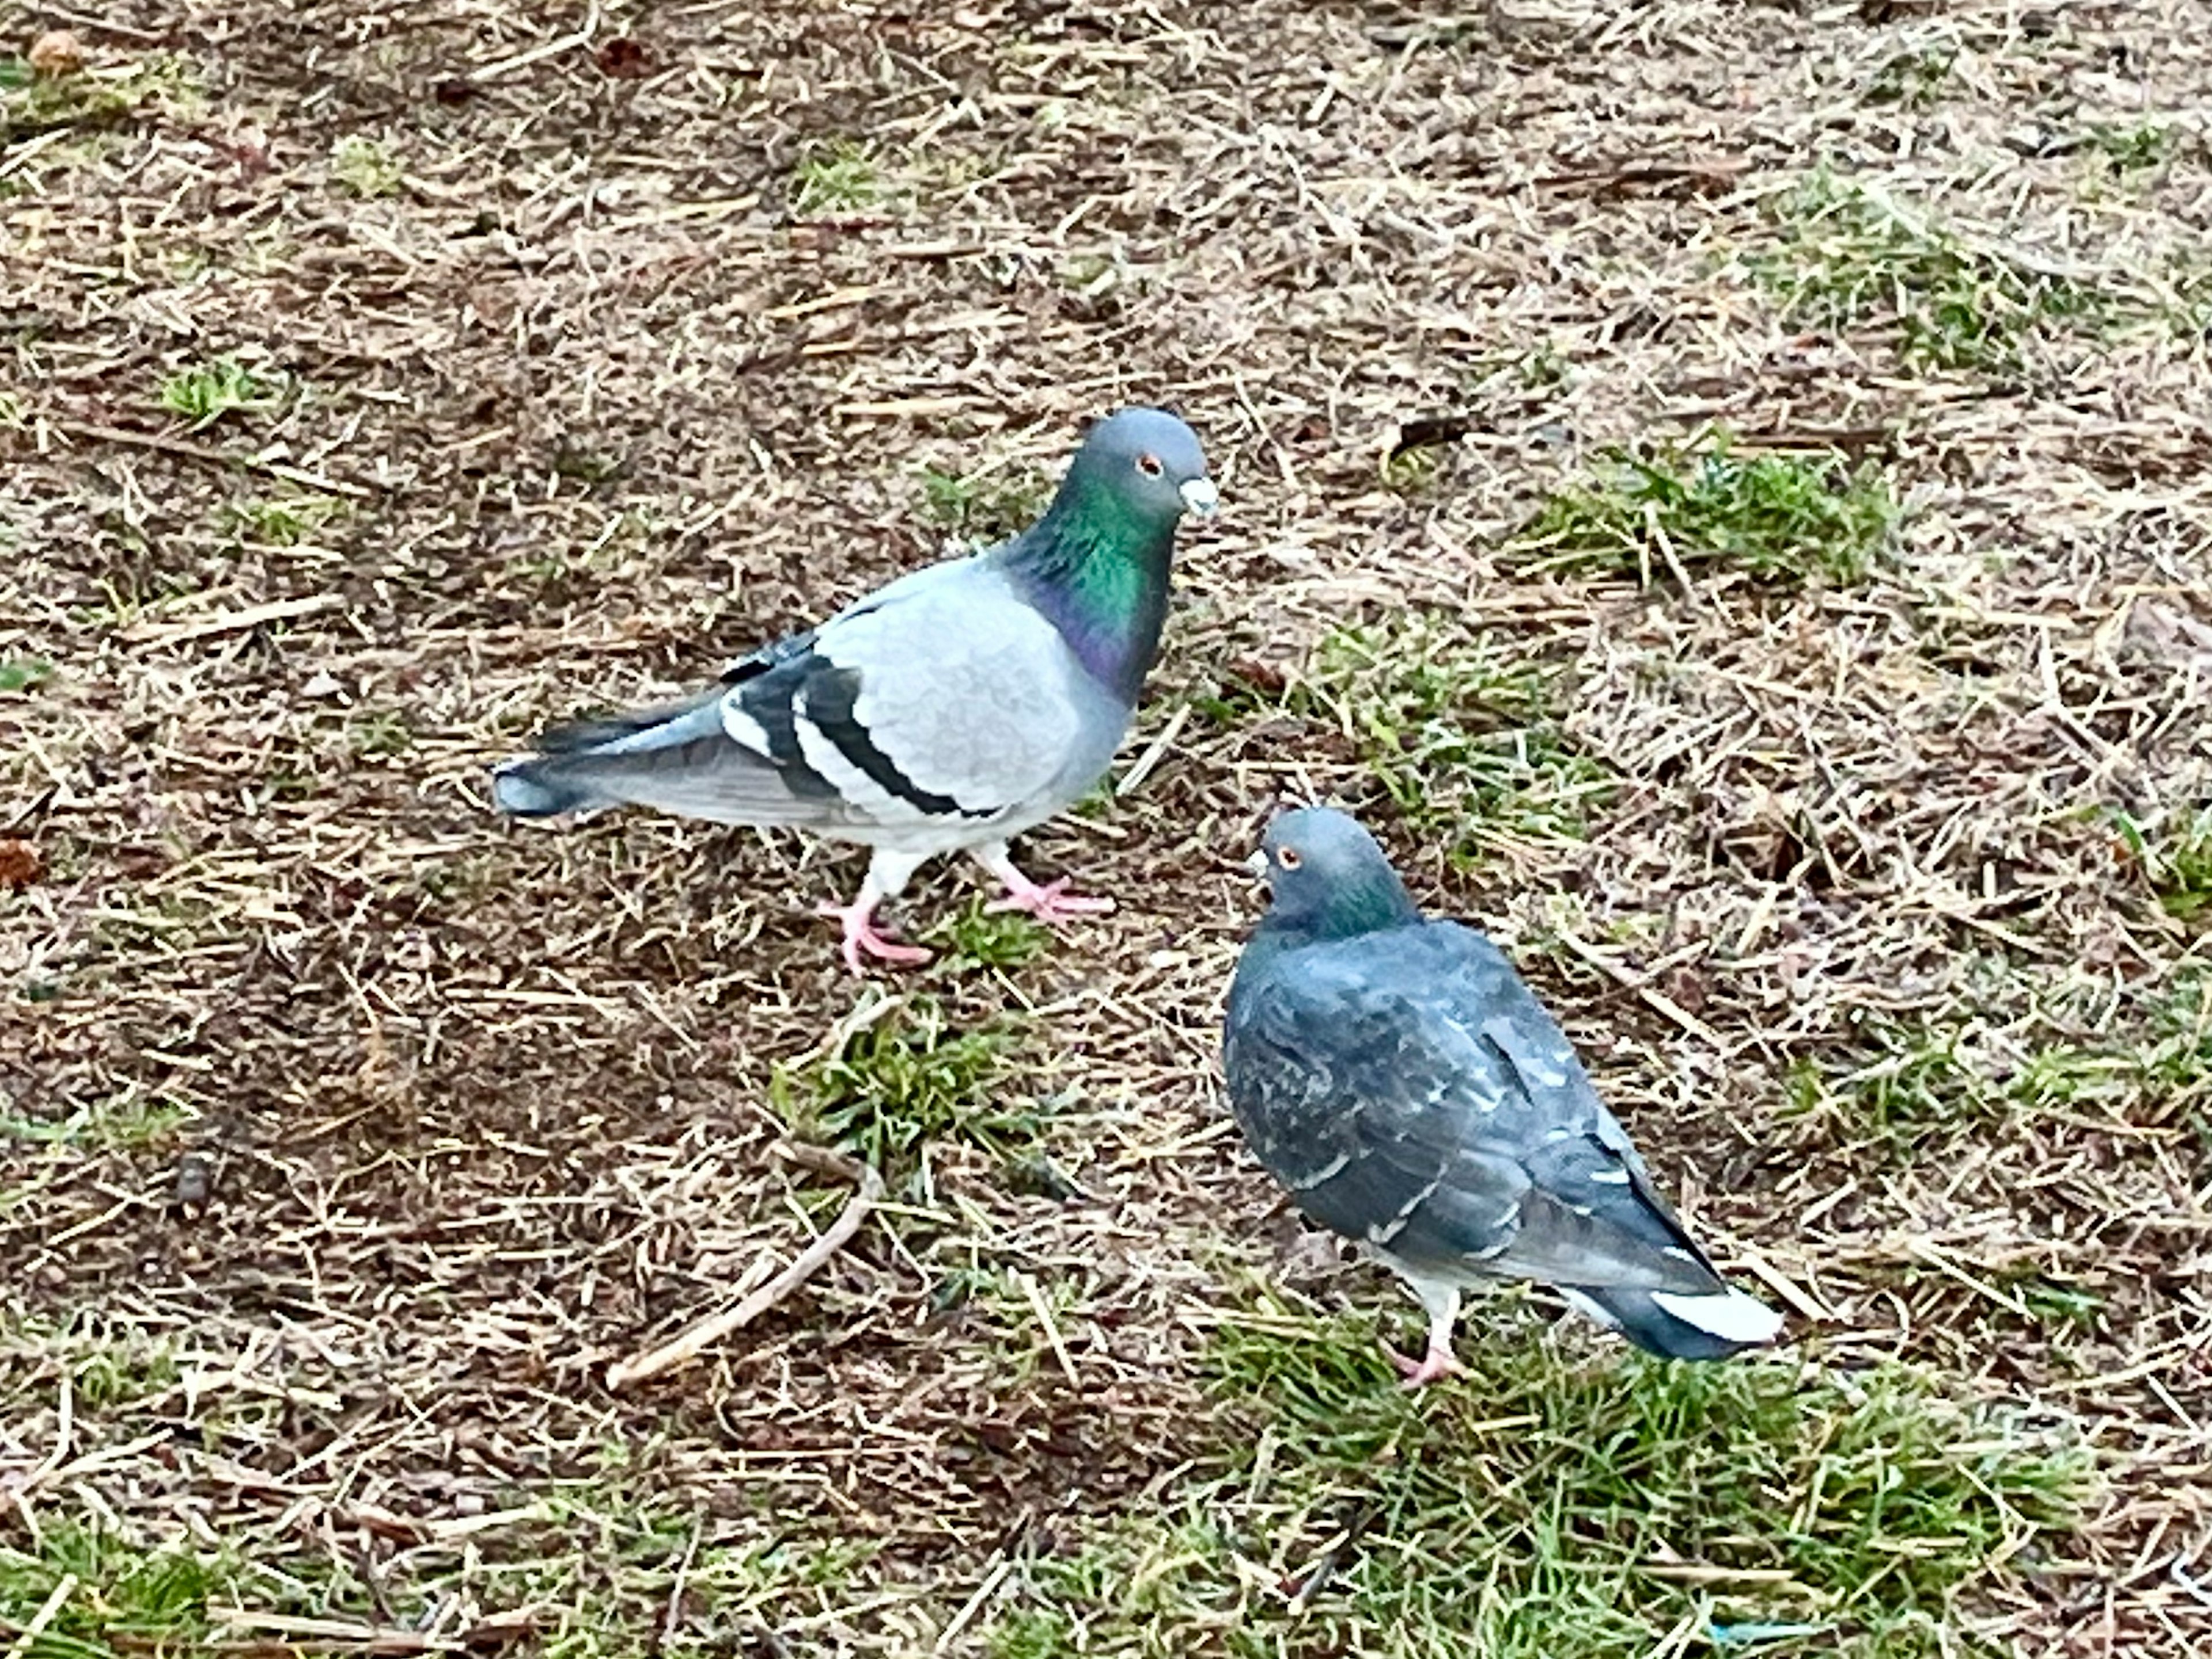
0, 838, 40, 889
172, 1152, 214, 1207
594, 37, 649, 79
28, 30, 86, 78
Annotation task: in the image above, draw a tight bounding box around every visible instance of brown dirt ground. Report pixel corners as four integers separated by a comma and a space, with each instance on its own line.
4, 0, 2211, 1654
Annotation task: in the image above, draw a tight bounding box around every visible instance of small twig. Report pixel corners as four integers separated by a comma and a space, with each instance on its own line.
209, 1605, 537, 1650
50, 419, 372, 499
931, 1555, 1016, 1655
1020, 1271, 1081, 1389
120, 593, 345, 647
1734, 1249, 1835, 1324
468, 2, 601, 82
1535, 158, 1750, 196
1549, 931, 1726, 1049
21, 1374, 73, 1495
660, 1512, 706, 1651
605, 1143, 882, 1389
1284, 1501, 1380, 1610
40, 10, 169, 43
1117, 702, 1190, 798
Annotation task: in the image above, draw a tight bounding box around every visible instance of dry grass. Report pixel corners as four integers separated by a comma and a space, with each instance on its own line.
3, 1, 2211, 1654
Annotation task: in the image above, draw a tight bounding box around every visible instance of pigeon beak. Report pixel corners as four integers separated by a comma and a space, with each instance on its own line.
1179, 478, 1220, 519
1243, 849, 1269, 880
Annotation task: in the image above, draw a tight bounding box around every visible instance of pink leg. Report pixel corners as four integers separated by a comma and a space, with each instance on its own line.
972, 843, 1113, 927
814, 896, 931, 974
1383, 1334, 1464, 1390
1382, 1285, 1464, 1389
986, 872, 1115, 925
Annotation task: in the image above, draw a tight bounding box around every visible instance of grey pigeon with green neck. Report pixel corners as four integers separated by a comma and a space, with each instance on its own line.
1224, 807, 1782, 1385
494, 409, 1216, 970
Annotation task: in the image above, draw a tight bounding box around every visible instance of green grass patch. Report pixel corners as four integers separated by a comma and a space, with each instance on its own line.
1756, 170, 2109, 374
1783, 968, 2212, 1153
987, 1310, 2088, 1658
1378, 444, 1443, 495
2085, 120, 2173, 174
0, 1313, 184, 1412
1297, 612, 1617, 858
156, 357, 283, 431
2112, 805, 2212, 924
479, 1494, 881, 1658
1511, 443, 1897, 588
930, 1259, 1094, 1385
221, 493, 344, 547
771, 994, 1040, 1172
916, 465, 1051, 544
0, 1517, 238, 1658
1, 1089, 191, 1153
0, 52, 202, 145
1865, 44, 1955, 110
790, 138, 881, 216
328, 132, 403, 198
346, 710, 414, 759
928, 899, 1050, 970
0, 656, 53, 694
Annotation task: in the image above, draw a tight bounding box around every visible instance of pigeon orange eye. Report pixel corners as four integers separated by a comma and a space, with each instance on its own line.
1137, 453, 1164, 476
1277, 847, 1302, 870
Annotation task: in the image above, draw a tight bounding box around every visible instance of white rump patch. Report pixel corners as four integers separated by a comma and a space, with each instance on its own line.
1651, 1287, 1783, 1346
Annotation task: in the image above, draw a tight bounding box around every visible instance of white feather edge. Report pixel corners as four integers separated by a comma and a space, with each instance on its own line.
1650, 1286, 1785, 1345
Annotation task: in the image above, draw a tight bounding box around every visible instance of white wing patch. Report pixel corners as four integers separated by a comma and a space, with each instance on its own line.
720, 702, 773, 756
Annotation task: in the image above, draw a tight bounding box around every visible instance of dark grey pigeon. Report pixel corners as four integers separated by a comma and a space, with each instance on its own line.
1223, 807, 1782, 1385
493, 409, 1216, 972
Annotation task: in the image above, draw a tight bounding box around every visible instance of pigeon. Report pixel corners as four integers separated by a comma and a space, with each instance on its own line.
1222, 807, 1782, 1385
494, 408, 1217, 971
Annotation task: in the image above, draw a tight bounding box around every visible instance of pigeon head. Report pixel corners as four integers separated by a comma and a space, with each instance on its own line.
1063, 407, 1217, 528
1251, 807, 1422, 941
1005, 407, 1214, 704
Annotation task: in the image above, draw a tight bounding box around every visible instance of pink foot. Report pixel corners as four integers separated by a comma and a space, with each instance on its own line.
1384, 1338, 1464, 1391
815, 900, 932, 974
985, 874, 1115, 927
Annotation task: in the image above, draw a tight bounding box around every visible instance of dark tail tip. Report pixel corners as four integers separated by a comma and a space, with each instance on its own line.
491, 758, 598, 818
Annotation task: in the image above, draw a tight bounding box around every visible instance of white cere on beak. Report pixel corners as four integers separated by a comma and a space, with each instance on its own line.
1243, 848, 1269, 879
1179, 477, 1219, 518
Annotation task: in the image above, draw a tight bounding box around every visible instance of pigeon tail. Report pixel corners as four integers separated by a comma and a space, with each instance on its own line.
1560, 1284, 1782, 1362
491, 684, 838, 827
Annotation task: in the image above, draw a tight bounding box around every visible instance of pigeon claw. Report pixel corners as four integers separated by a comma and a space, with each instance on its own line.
816, 900, 932, 974
1383, 1338, 1464, 1391
985, 874, 1115, 927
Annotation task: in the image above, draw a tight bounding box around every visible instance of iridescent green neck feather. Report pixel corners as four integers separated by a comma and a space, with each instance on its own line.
1259, 862, 1421, 950
998, 465, 1176, 705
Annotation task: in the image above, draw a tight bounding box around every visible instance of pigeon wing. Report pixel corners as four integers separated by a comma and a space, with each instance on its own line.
739, 560, 1097, 831
495, 560, 1094, 834
1226, 925, 1721, 1298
